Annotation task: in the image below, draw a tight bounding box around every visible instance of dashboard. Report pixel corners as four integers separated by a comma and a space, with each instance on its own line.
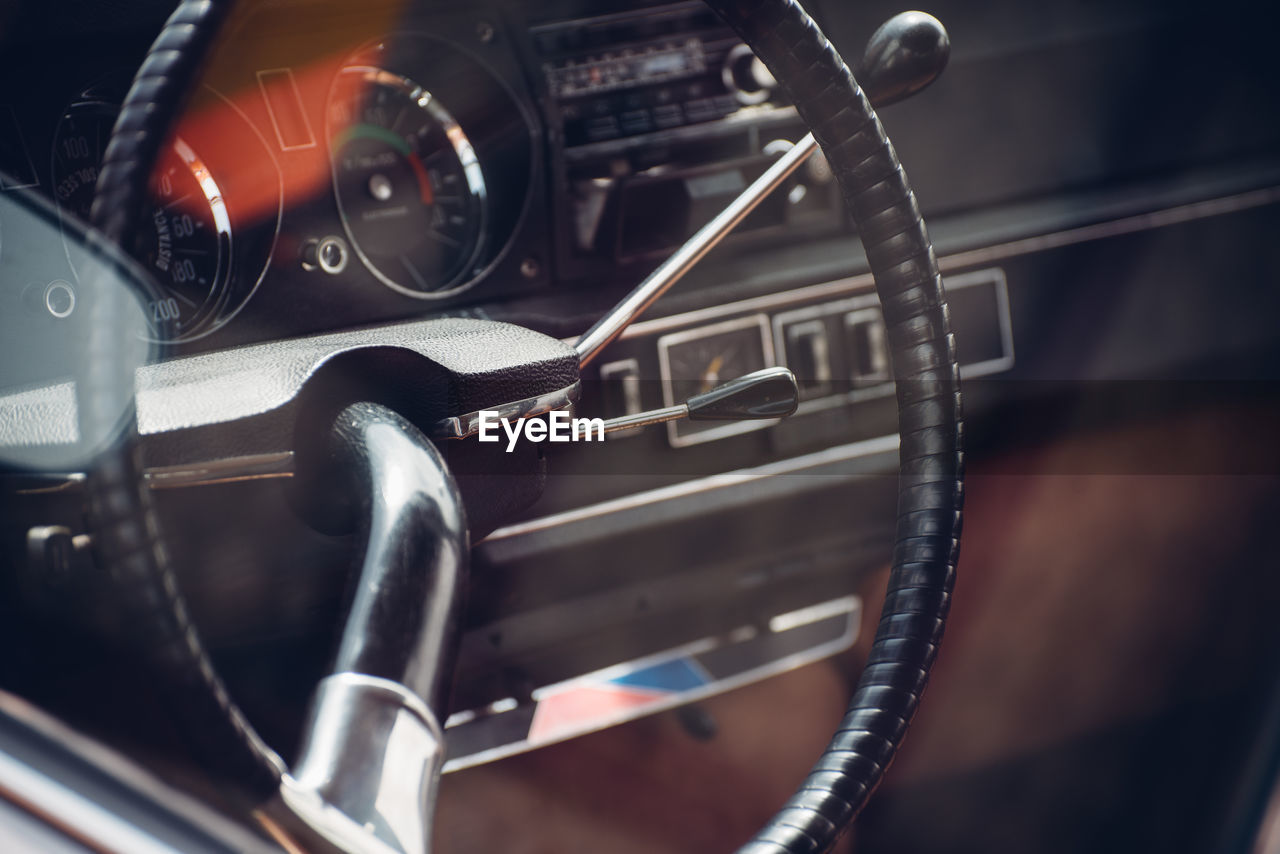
1, 0, 838, 369
3, 0, 1280, 720
2, 2, 545, 360
0, 0, 1275, 397
2, 0, 1280, 849
1, 0, 1279, 655
0, 0, 1035, 515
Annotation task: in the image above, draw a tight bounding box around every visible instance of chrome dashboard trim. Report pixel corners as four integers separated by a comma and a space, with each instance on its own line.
480, 432, 901, 544
164, 85, 285, 346
431, 380, 582, 440
0, 751, 186, 854
527, 187, 1279, 535
139, 380, 586, 484
612, 184, 1280, 340
145, 452, 295, 489
943, 184, 1280, 274
0, 691, 275, 854
441, 594, 862, 773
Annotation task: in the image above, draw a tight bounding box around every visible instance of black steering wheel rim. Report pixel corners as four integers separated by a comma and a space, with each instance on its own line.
81, 1, 963, 851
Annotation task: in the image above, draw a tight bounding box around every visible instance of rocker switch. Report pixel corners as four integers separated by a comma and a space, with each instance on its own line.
783, 319, 831, 397
844, 308, 890, 386
600, 359, 643, 437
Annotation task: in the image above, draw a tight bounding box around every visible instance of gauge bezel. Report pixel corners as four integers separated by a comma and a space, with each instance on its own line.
144, 135, 235, 337
53, 98, 232, 340
325, 32, 540, 303
657, 313, 777, 448
328, 66, 489, 300
52, 83, 283, 344
175, 86, 285, 345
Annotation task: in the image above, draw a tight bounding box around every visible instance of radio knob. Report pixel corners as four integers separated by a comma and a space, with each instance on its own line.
722, 43, 776, 105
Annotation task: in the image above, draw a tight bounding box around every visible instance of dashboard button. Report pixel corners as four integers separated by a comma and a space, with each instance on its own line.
683, 97, 717, 123
585, 116, 621, 141
599, 359, 643, 438
843, 308, 890, 386
653, 104, 684, 129
782, 319, 832, 398
620, 109, 654, 135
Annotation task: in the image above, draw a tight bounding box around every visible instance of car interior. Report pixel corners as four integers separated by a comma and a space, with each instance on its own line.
0, 0, 1278, 852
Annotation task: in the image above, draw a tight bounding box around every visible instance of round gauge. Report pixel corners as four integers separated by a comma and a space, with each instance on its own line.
328, 67, 487, 297
50, 100, 114, 225
52, 103, 231, 340
658, 316, 775, 446
134, 139, 232, 338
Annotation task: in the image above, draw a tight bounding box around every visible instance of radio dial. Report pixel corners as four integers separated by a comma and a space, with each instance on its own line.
722, 43, 776, 105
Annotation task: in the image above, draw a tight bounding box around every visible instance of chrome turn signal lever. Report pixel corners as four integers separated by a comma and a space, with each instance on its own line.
599, 366, 799, 436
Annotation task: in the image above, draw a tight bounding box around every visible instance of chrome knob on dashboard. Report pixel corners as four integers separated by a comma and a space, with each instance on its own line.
723, 42, 777, 105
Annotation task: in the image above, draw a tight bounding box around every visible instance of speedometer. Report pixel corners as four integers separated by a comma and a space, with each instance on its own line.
52, 99, 231, 340
328, 67, 487, 297
135, 139, 232, 336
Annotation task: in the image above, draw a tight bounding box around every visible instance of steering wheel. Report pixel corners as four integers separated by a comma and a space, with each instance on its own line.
80, 0, 963, 851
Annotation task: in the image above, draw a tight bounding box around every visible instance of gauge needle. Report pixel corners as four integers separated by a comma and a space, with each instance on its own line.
408, 154, 434, 205
401, 257, 430, 291
700, 354, 726, 393
425, 228, 460, 248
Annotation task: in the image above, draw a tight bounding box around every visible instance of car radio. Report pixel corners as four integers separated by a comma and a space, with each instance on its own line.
532, 1, 757, 147
527, 1, 845, 281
